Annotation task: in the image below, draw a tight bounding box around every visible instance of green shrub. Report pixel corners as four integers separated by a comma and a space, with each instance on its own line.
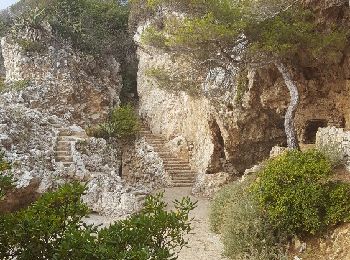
210, 176, 287, 260
88, 105, 139, 139
16, 39, 46, 53
0, 184, 196, 259
252, 149, 350, 236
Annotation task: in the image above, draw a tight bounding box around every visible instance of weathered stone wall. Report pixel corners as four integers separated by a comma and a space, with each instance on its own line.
122, 138, 167, 188
316, 127, 350, 168
136, 1, 350, 175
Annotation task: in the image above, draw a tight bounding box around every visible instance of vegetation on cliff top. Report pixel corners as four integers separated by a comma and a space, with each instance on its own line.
0, 0, 138, 101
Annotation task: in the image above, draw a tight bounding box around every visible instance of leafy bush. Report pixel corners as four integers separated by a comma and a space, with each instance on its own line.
252, 149, 350, 236
87, 105, 139, 139
210, 176, 287, 260
0, 183, 196, 259
16, 39, 46, 53
46, 0, 130, 56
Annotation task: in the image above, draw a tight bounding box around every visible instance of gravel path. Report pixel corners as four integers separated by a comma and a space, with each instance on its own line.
158, 187, 228, 260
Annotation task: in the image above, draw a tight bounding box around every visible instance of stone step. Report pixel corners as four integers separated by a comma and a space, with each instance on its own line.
147, 142, 165, 146
57, 140, 71, 145
146, 137, 163, 140
56, 145, 71, 151
163, 157, 188, 161
173, 183, 193, 187
56, 151, 71, 156
58, 130, 72, 136
57, 136, 77, 141
168, 172, 196, 176
172, 178, 195, 182
163, 161, 190, 167
165, 167, 192, 171
158, 151, 172, 155
167, 169, 195, 173
56, 156, 74, 162
146, 139, 165, 143
172, 179, 195, 183
62, 162, 74, 167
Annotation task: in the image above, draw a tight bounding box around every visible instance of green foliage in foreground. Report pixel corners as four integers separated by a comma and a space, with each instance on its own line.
0, 183, 196, 259
210, 176, 287, 260
252, 150, 350, 236
211, 149, 350, 259
87, 104, 140, 140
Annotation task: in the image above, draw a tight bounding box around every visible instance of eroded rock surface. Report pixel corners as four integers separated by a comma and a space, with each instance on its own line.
135, 0, 350, 187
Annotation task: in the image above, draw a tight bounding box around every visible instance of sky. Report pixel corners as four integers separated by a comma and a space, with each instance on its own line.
0, 0, 20, 10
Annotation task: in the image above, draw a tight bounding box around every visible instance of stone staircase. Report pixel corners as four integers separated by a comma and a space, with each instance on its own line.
139, 125, 196, 187
54, 127, 86, 169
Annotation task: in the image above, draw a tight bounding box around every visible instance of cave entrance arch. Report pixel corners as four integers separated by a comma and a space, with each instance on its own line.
303, 119, 328, 144
207, 120, 225, 174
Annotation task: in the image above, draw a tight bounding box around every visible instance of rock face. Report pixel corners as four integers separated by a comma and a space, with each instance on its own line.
0, 23, 164, 216
1, 23, 121, 126
122, 138, 166, 188
136, 1, 350, 180
316, 127, 350, 168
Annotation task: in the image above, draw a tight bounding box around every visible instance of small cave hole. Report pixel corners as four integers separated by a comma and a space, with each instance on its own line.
303, 119, 328, 144
207, 120, 226, 174
227, 104, 234, 112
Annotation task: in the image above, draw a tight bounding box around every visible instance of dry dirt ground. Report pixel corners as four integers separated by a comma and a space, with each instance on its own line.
158, 187, 227, 260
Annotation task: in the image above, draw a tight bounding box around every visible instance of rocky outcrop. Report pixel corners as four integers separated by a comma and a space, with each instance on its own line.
135, 1, 350, 179
1, 23, 121, 126
316, 127, 350, 168
122, 138, 167, 187
0, 22, 156, 216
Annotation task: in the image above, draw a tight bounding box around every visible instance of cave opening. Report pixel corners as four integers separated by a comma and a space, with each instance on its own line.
207, 120, 226, 174
303, 119, 328, 144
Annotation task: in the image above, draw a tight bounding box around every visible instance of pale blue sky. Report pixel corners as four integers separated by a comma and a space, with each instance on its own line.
0, 0, 20, 10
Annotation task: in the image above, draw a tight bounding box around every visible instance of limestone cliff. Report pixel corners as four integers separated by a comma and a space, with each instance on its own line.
136, 0, 350, 180
1, 23, 121, 126
0, 22, 160, 215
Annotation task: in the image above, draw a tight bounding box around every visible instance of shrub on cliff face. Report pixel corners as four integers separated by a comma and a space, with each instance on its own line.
210, 176, 287, 260
252, 149, 350, 236
0, 183, 195, 259
87, 105, 140, 140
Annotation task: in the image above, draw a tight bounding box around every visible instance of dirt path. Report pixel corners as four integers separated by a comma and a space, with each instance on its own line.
86, 187, 227, 260
158, 187, 227, 260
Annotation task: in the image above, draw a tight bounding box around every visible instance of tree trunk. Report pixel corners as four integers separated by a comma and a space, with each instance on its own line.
275, 62, 300, 150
